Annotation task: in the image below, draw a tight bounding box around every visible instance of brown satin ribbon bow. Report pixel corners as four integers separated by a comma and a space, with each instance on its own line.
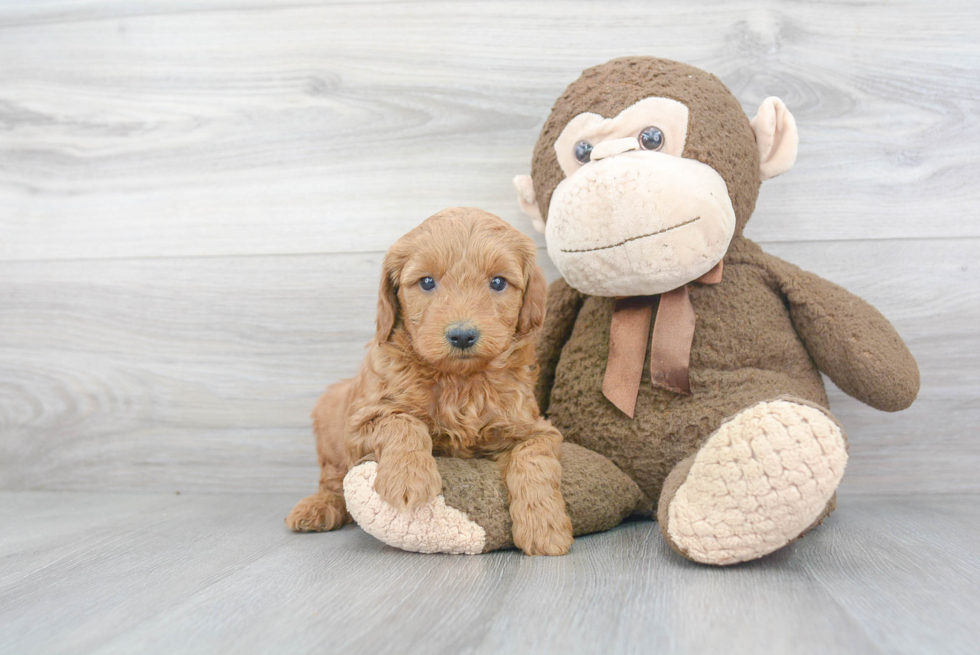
601, 261, 724, 418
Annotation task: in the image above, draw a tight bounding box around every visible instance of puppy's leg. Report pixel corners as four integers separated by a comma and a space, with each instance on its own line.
502, 421, 573, 556
287, 464, 350, 532
287, 381, 353, 532
370, 414, 442, 512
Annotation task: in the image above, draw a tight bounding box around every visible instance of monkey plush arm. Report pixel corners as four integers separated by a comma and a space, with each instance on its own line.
535, 278, 585, 415
764, 253, 919, 412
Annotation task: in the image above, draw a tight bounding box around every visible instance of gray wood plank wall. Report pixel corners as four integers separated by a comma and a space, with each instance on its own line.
2, 0, 978, 495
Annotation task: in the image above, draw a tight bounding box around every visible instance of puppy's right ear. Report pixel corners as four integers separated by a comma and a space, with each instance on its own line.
516, 260, 547, 339
375, 250, 401, 345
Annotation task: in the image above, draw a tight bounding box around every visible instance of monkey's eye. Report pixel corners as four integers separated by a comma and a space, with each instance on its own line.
574, 141, 593, 164
638, 126, 665, 151
490, 276, 507, 292
419, 276, 436, 291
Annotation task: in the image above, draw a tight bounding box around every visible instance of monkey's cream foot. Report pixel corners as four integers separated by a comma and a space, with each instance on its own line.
343, 443, 649, 555
344, 461, 487, 554
658, 398, 847, 566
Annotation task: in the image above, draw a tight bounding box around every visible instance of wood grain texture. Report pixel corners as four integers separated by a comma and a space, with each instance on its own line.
1, 0, 979, 262
1, 491, 977, 655
1, 238, 977, 494
800, 497, 980, 655
1, 2, 978, 493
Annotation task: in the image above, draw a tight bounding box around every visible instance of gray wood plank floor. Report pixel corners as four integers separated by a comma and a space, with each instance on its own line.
1, 491, 978, 655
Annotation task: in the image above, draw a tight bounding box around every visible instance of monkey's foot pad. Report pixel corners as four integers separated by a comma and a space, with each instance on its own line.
343, 462, 487, 555
665, 399, 847, 566
344, 444, 646, 555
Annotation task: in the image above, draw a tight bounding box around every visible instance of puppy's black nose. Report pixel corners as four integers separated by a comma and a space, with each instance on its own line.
446, 325, 480, 350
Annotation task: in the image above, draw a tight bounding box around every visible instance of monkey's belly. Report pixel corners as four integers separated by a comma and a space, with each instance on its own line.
546, 293, 828, 506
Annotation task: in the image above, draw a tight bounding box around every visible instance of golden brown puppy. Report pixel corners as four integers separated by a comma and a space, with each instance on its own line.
286, 207, 573, 556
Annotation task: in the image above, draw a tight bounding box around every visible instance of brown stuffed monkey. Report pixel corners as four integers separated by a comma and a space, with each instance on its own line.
341, 57, 919, 564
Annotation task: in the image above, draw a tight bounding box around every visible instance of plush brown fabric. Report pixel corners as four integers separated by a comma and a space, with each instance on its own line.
534, 277, 585, 414
527, 57, 918, 516
436, 443, 648, 552
767, 255, 920, 411
531, 57, 761, 235
538, 236, 918, 508
435, 56, 918, 562
435, 456, 511, 551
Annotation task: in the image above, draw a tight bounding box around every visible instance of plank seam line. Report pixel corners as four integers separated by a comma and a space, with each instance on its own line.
0, 235, 976, 266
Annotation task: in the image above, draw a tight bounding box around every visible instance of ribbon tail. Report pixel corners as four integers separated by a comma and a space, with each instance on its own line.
697, 260, 724, 285
649, 285, 696, 395
602, 297, 655, 418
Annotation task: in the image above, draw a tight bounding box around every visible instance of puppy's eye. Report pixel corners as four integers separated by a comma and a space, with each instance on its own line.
419, 276, 436, 291
574, 141, 593, 164
638, 126, 664, 151
489, 276, 507, 291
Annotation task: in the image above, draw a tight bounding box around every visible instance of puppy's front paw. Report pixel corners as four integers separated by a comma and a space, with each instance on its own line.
374, 451, 442, 512
285, 492, 348, 532
511, 503, 574, 557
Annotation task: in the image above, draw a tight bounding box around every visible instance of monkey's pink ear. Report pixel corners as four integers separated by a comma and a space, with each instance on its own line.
513, 175, 545, 233
750, 97, 799, 181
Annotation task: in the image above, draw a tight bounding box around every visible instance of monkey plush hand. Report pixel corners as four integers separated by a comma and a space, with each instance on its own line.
343, 57, 919, 564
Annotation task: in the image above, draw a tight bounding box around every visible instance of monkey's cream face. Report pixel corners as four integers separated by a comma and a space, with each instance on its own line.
545, 97, 736, 297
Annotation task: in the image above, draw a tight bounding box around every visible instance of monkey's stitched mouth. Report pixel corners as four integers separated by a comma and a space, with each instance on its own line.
559, 216, 701, 253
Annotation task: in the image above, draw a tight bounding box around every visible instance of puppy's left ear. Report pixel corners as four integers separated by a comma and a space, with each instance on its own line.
517, 259, 547, 337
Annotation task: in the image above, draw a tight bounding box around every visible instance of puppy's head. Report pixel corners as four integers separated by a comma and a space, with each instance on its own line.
376, 207, 546, 372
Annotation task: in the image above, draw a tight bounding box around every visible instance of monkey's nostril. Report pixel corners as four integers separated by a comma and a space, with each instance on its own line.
446, 325, 480, 350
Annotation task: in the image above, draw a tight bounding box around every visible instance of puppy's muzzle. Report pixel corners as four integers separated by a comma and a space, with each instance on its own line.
445, 323, 480, 351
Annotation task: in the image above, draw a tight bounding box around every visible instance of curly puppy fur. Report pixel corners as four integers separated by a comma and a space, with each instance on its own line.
286, 207, 573, 556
